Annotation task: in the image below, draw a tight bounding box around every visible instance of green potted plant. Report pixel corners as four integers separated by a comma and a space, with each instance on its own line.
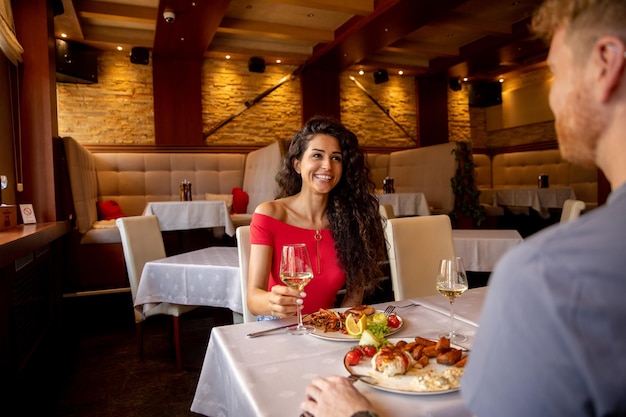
450, 141, 486, 229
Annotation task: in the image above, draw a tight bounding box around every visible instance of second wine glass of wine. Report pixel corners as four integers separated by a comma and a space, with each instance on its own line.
436, 256, 469, 343
280, 244, 315, 335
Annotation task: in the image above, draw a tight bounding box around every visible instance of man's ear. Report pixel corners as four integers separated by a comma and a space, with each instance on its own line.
595, 37, 625, 103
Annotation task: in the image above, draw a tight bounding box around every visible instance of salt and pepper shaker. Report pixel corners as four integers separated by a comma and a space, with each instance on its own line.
180, 179, 192, 201
383, 177, 395, 194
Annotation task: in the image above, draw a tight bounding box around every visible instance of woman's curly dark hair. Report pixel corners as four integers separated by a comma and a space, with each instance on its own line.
276, 116, 387, 297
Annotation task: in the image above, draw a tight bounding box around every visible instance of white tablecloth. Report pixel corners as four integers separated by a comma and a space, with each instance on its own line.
452, 229, 523, 272
190, 288, 488, 417
480, 187, 576, 217
377, 192, 431, 216
134, 246, 242, 315
143, 200, 235, 236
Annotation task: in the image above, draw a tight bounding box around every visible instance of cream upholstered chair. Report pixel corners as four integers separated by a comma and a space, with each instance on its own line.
560, 199, 586, 223
236, 225, 257, 323
378, 204, 396, 220
116, 215, 198, 369
383, 215, 456, 300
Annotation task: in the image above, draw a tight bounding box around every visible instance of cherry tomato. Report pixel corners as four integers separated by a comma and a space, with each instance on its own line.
359, 345, 377, 357
345, 348, 363, 366
387, 314, 401, 329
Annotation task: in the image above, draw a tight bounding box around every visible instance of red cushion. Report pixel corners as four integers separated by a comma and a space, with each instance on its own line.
97, 200, 126, 220
231, 187, 249, 214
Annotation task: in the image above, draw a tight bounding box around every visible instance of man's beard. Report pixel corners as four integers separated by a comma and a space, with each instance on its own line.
555, 83, 603, 168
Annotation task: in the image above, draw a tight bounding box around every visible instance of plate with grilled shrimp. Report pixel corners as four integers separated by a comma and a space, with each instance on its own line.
303, 305, 403, 342
343, 336, 468, 395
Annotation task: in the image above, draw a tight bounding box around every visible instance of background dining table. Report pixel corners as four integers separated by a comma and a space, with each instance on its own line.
479, 186, 576, 217
142, 200, 235, 236
191, 287, 488, 417
452, 229, 523, 273
134, 246, 242, 317
377, 192, 431, 217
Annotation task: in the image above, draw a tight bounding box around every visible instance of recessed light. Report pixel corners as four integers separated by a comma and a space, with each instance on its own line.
61, 33, 67, 38
307, 13, 314, 17
499, 78, 505, 83
117, 46, 123, 51
398, 70, 404, 75
276, 59, 281, 64
358, 70, 364, 75
225, 54, 231, 59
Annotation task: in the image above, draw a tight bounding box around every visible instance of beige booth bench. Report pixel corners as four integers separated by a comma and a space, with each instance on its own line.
61, 136, 282, 292
473, 149, 598, 210
367, 142, 457, 215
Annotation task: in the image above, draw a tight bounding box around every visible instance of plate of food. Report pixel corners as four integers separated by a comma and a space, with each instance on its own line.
303, 305, 403, 342
343, 336, 468, 395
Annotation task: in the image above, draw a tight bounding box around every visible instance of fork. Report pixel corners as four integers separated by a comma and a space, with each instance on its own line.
383, 305, 395, 316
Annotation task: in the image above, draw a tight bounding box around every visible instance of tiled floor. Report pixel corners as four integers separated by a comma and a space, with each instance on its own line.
54, 293, 233, 417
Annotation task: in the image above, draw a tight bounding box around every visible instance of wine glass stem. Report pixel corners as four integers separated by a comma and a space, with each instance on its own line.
449, 300, 455, 336
297, 304, 303, 329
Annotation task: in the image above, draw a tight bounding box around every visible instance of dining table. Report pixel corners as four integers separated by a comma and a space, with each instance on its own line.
479, 186, 576, 218
452, 229, 523, 272
376, 192, 431, 217
190, 287, 488, 417
133, 246, 242, 317
142, 200, 235, 236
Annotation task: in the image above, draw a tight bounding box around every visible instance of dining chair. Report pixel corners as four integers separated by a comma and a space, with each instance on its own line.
560, 199, 586, 223
236, 225, 257, 323
383, 215, 456, 300
378, 204, 396, 220
116, 215, 198, 369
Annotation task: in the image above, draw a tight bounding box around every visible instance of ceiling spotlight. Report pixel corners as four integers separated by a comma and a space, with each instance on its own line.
276, 59, 282, 64
499, 78, 505, 83
225, 54, 231, 59
61, 33, 67, 38
398, 70, 404, 75
358, 70, 364, 75
116, 46, 123, 51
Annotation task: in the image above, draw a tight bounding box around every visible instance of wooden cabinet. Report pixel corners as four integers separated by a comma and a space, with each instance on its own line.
0, 222, 70, 410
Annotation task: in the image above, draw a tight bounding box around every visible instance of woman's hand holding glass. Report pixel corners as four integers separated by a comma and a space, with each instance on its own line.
267, 284, 306, 318
280, 244, 315, 335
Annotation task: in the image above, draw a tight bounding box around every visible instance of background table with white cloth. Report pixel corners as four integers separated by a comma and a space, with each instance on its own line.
377, 192, 431, 216
143, 200, 235, 236
191, 287, 488, 417
452, 229, 523, 272
479, 187, 575, 217
134, 246, 242, 316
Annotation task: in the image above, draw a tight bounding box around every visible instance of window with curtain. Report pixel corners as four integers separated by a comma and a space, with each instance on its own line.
0, 0, 23, 65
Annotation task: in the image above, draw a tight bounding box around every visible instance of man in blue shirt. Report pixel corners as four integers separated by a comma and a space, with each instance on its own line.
300, 1, 626, 416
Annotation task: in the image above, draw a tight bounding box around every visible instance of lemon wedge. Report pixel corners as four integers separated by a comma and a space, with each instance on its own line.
345, 314, 367, 337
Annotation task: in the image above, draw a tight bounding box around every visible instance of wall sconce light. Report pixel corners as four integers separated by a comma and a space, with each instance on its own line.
373, 69, 389, 84
248, 56, 265, 73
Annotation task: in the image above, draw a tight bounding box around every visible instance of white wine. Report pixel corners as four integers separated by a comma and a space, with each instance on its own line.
436, 284, 467, 302
281, 272, 313, 291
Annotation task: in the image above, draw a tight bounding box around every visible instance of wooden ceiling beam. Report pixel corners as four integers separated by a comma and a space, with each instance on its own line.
259, 0, 374, 16
218, 17, 334, 42
305, 0, 470, 72
78, 0, 157, 21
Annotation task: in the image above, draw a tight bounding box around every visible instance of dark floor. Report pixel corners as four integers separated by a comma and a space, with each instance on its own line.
53, 293, 234, 417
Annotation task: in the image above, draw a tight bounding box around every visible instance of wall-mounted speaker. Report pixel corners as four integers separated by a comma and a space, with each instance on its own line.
449, 78, 462, 91
55, 39, 98, 84
248, 56, 266, 73
468, 81, 502, 107
130, 47, 150, 65
373, 69, 389, 84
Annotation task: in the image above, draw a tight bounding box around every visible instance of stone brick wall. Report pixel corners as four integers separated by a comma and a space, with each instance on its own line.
56, 50, 554, 150
341, 71, 417, 147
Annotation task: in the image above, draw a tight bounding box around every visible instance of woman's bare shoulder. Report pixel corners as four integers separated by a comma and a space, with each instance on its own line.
255, 199, 289, 221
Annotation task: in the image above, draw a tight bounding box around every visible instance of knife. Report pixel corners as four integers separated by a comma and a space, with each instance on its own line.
246, 322, 298, 338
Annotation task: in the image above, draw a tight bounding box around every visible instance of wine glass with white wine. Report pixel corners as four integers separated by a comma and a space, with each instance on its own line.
280, 244, 315, 335
436, 256, 469, 343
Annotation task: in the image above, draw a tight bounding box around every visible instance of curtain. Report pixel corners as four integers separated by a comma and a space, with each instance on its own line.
0, 0, 23, 65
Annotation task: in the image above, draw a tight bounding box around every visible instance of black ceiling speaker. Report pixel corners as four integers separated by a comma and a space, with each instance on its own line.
449, 78, 462, 91
468, 81, 503, 107
248, 56, 266, 73
130, 47, 150, 65
373, 69, 389, 84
